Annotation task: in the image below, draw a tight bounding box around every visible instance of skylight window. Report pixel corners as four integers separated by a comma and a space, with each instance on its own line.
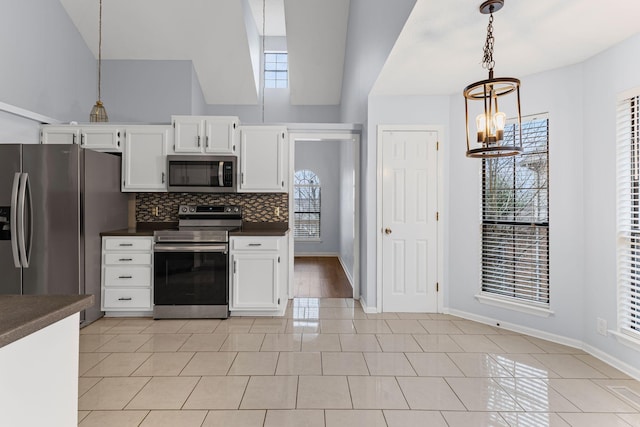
264, 52, 288, 89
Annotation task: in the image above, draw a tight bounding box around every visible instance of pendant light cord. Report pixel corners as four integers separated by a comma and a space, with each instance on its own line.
261, 0, 266, 123
98, 0, 103, 102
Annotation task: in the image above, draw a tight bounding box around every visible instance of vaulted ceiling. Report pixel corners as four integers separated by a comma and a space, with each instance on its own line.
60, 0, 640, 106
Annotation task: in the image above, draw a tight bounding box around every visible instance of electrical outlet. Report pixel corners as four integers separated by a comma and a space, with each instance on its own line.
275, 207, 280, 218
597, 317, 608, 336
153, 206, 159, 217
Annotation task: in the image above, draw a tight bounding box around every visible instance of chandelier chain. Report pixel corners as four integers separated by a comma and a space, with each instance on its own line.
482, 12, 495, 72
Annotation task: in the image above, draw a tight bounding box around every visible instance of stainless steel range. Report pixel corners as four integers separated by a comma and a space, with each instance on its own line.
153, 205, 242, 319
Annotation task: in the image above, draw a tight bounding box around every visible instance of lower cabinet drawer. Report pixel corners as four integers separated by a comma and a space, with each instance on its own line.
103, 266, 151, 287
232, 238, 279, 251
104, 253, 152, 265
103, 288, 151, 310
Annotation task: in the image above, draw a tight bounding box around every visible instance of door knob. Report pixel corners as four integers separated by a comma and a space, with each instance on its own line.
384, 228, 392, 235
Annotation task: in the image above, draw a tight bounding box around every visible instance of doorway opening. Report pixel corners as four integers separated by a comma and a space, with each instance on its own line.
287, 130, 360, 300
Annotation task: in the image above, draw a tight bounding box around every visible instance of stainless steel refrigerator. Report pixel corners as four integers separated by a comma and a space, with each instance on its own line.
0, 144, 128, 324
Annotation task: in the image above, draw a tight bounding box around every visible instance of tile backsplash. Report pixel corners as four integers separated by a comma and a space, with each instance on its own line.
136, 193, 289, 223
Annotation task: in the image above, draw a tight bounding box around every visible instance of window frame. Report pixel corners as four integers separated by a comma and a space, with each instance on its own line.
264, 51, 288, 89
479, 114, 550, 308
294, 169, 321, 241
617, 88, 640, 342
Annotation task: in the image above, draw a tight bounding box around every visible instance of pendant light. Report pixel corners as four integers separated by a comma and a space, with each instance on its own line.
464, 0, 521, 158
90, 0, 108, 122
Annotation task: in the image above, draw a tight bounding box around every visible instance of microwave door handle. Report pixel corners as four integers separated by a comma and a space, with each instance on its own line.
10, 173, 20, 268
218, 161, 224, 187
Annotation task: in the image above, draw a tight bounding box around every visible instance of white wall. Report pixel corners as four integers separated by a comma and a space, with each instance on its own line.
339, 140, 356, 281
340, 0, 417, 305
581, 33, 640, 368
0, 0, 95, 142
102, 60, 196, 123
446, 34, 640, 373
366, 95, 451, 309
294, 141, 342, 254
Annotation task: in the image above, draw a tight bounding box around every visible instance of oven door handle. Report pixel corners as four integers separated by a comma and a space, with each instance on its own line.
154, 244, 228, 253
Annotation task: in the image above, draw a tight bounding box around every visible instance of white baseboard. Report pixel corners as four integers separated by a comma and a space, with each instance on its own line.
359, 297, 377, 314
294, 252, 340, 257
337, 256, 354, 289
446, 307, 640, 381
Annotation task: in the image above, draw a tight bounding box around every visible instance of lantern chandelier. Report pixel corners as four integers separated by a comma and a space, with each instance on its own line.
464, 0, 521, 158
90, 0, 108, 122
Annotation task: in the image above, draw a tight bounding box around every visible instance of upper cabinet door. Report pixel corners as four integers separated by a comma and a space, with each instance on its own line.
239, 126, 288, 193
172, 115, 239, 154
204, 117, 238, 154
40, 126, 80, 145
172, 116, 203, 153
122, 126, 170, 192
80, 126, 121, 152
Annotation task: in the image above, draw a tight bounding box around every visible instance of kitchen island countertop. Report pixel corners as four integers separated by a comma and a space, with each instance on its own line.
0, 294, 94, 348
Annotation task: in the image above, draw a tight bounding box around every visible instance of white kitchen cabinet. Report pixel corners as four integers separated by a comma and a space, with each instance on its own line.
238, 126, 288, 193
41, 125, 122, 152
122, 125, 170, 192
101, 236, 153, 314
171, 115, 239, 154
230, 235, 288, 313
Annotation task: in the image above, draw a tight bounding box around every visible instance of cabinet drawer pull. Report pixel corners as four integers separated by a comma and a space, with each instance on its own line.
119, 243, 133, 247
248, 243, 262, 247
118, 275, 133, 279
118, 258, 133, 261
118, 297, 132, 301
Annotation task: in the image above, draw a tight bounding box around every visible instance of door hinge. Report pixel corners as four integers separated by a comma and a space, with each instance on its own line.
436, 282, 440, 292
437, 141, 440, 150
436, 212, 439, 221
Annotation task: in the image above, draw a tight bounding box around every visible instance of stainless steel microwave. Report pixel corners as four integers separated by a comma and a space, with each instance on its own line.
167, 155, 237, 193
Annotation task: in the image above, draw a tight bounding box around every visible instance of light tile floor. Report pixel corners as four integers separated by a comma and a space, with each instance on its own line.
78, 298, 640, 426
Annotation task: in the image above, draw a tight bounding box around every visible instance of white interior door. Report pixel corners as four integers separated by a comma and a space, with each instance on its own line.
382, 130, 439, 312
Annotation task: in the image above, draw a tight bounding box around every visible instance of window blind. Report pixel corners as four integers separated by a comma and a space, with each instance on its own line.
294, 170, 321, 239
617, 94, 640, 340
481, 116, 550, 304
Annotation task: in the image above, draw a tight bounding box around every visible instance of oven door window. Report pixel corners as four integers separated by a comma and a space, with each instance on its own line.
154, 250, 228, 305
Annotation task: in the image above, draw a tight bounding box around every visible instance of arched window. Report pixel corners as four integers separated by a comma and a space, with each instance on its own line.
294, 170, 321, 240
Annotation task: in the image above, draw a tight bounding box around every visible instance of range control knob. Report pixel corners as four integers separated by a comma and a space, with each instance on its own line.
225, 207, 231, 212
181, 207, 187, 212
234, 207, 239, 212
189, 207, 195, 212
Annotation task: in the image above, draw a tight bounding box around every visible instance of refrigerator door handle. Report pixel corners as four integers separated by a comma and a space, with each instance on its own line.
10, 173, 21, 268
17, 173, 32, 268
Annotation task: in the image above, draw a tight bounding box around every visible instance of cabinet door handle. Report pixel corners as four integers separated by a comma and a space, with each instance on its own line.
80, 133, 86, 146
241, 172, 244, 184
119, 243, 133, 247
197, 135, 201, 147
118, 297, 132, 301
205, 135, 209, 148
162, 172, 165, 184
118, 258, 133, 261
248, 243, 262, 247
72, 133, 76, 144
233, 260, 237, 274
118, 275, 133, 279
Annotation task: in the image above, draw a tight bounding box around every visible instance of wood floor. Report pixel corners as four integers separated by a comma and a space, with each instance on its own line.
294, 256, 353, 298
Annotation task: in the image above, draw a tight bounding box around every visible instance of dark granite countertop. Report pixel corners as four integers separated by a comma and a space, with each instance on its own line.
0, 295, 94, 349
100, 222, 178, 237
232, 222, 289, 236
101, 222, 289, 237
